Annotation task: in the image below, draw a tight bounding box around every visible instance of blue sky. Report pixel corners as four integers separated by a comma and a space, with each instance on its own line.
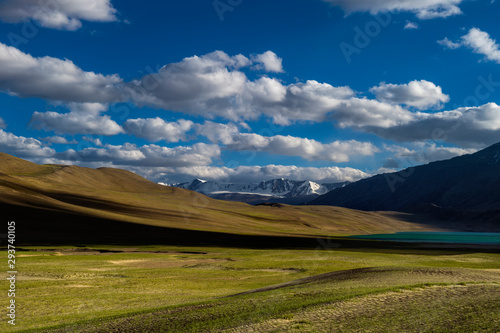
0, 0, 499, 184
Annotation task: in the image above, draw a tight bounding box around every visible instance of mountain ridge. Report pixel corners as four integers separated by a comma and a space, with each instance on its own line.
164, 178, 350, 204
310, 142, 500, 214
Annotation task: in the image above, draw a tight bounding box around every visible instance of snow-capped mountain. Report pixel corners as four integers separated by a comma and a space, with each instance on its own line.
161, 178, 349, 204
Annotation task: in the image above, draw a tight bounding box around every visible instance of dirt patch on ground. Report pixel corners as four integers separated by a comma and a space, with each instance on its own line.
108, 258, 231, 268
16, 276, 59, 281
441, 257, 493, 263
253, 268, 304, 273
108, 259, 144, 265
88, 268, 113, 272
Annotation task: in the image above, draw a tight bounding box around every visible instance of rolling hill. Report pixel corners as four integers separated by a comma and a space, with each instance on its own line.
0, 152, 459, 246
310, 143, 500, 219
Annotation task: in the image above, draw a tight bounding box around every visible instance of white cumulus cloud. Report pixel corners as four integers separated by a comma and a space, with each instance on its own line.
124, 118, 194, 142
195, 121, 379, 162
0, 129, 55, 157
195, 121, 241, 145
330, 98, 414, 129
55, 142, 220, 167
366, 103, 500, 147
370, 80, 450, 109
0, 42, 122, 102
227, 135, 378, 163
439, 28, 500, 64
251, 51, 284, 73
0, 0, 117, 30
83, 136, 103, 147
125, 51, 250, 120
437, 37, 461, 49
404, 21, 419, 29
41, 136, 77, 145
30, 103, 124, 136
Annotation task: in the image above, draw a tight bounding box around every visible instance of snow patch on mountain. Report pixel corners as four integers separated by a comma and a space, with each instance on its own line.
493, 151, 500, 164
161, 178, 349, 199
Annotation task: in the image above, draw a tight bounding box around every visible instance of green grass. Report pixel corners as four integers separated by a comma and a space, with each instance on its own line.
1, 246, 499, 332
33, 269, 500, 332
10, 165, 65, 177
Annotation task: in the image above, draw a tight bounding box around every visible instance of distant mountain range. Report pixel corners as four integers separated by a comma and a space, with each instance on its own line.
310, 142, 500, 215
161, 178, 350, 205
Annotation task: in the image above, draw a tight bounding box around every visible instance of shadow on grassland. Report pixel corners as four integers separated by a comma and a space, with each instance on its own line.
3, 203, 499, 253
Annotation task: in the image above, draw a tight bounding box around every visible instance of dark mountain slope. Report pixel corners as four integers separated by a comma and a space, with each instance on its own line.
310, 142, 500, 212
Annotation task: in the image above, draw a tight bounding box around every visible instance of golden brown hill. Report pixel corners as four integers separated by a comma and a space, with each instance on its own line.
0, 152, 51, 175
0, 153, 454, 245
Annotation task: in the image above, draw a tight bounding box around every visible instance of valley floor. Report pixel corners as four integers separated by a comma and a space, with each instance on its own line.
2, 245, 499, 332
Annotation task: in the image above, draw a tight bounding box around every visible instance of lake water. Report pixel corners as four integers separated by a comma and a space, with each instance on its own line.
348, 232, 500, 245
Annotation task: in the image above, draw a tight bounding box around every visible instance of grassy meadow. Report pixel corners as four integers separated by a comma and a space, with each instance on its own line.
2, 245, 499, 332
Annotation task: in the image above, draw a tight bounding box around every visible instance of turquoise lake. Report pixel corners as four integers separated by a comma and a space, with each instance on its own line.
348, 232, 500, 245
